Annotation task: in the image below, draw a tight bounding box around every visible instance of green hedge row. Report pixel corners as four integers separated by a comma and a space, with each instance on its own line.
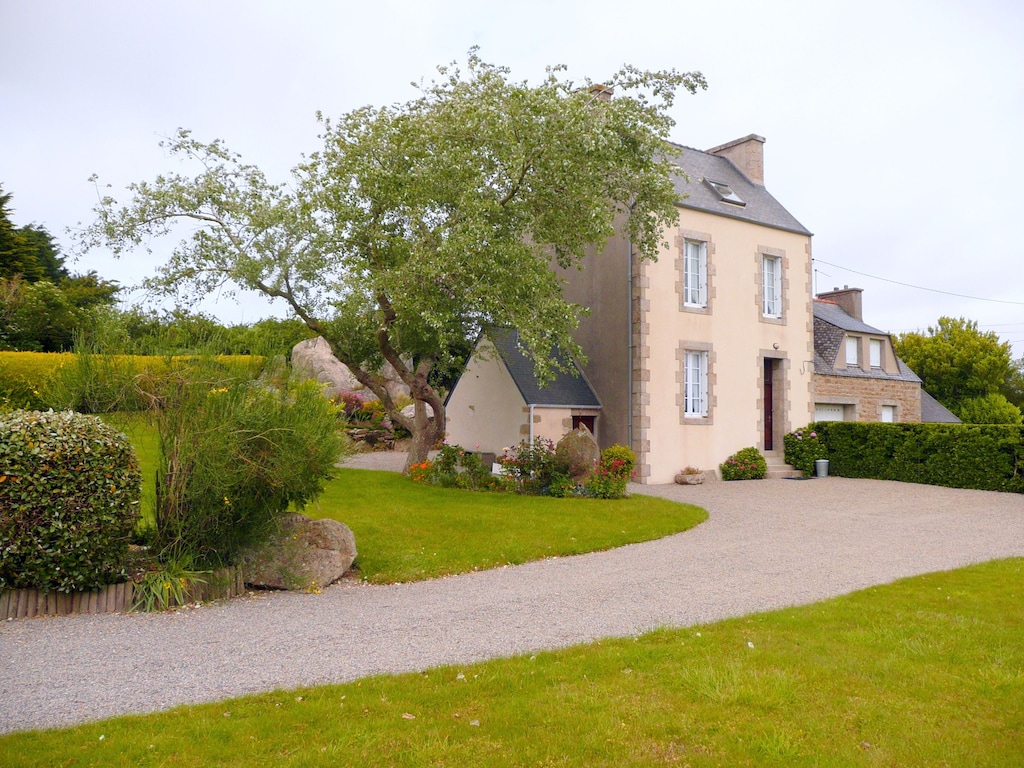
809, 422, 1024, 493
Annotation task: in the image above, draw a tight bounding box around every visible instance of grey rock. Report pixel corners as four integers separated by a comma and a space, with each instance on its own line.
555, 425, 601, 482
240, 513, 357, 591
291, 336, 410, 401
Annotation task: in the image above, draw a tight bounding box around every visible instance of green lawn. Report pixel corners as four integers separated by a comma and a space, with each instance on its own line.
4, 559, 1021, 766
309, 468, 706, 583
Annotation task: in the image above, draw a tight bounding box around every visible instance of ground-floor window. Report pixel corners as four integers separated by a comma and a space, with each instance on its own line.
814, 403, 845, 422
684, 350, 709, 417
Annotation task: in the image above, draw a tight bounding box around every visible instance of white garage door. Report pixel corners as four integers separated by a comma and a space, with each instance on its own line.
814, 403, 845, 422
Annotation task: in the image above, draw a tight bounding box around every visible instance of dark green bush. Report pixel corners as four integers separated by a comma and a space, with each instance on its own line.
815, 422, 1023, 493
0, 410, 141, 592
720, 446, 768, 481
783, 426, 828, 477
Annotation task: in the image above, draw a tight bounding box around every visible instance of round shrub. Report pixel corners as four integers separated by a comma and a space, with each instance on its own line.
0, 410, 141, 592
586, 444, 637, 499
719, 446, 768, 481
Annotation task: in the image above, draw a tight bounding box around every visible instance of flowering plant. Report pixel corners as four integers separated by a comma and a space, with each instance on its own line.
719, 447, 767, 481
783, 426, 828, 477
585, 444, 636, 498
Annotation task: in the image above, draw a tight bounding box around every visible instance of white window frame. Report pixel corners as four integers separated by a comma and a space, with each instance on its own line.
762, 255, 782, 318
869, 338, 882, 368
881, 405, 896, 423
684, 243, 708, 309
683, 241, 708, 307
846, 336, 860, 367
684, 350, 709, 418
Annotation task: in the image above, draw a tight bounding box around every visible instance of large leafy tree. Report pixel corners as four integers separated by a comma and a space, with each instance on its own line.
895, 317, 1021, 424
78, 53, 706, 466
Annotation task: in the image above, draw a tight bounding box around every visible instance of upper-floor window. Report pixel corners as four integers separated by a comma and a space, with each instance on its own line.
762, 255, 782, 318
846, 336, 860, 367
683, 241, 708, 307
684, 350, 709, 418
869, 339, 882, 368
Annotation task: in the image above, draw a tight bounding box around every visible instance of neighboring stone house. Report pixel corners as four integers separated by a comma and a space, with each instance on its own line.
811, 286, 959, 424
444, 328, 601, 455
557, 134, 816, 483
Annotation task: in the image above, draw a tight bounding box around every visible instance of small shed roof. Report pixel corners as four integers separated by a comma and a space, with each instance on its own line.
488, 328, 601, 408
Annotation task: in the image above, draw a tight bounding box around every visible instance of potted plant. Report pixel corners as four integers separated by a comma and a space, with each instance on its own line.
675, 466, 704, 485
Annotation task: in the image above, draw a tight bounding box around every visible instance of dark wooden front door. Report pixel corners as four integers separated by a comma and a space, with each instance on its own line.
763, 359, 774, 451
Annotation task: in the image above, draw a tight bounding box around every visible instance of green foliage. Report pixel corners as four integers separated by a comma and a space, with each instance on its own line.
0, 410, 141, 592
497, 439, 569, 495
411, 443, 503, 491
130, 551, 210, 612
0, 186, 57, 283
956, 393, 1023, 425
111, 307, 314, 357
783, 426, 828, 476
1002, 356, 1024, 411
813, 422, 1024, 492
78, 52, 706, 465
720, 446, 768, 481
151, 361, 348, 567
895, 317, 1014, 418
585, 444, 636, 499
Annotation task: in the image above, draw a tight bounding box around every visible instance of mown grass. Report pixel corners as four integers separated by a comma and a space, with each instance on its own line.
3, 559, 1021, 766
310, 468, 706, 583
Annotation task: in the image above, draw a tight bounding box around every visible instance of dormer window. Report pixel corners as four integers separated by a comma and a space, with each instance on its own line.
703, 178, 745, 206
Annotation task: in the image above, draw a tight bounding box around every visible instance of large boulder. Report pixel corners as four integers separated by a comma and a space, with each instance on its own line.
555, 425, 601, 482
291, 336, 410, 401
240, 513, 357, 591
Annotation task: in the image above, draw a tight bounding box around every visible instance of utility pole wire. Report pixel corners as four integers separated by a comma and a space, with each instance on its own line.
814, 259, 1024, 307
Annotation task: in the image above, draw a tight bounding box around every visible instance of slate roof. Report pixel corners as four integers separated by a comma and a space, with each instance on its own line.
488, 328, 601, 408
920, 390, 962, 423
668, 142, 812, 236
813, 300, 921, 382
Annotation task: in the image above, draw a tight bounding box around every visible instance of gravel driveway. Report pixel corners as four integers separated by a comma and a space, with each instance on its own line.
1, 465, 1022, 735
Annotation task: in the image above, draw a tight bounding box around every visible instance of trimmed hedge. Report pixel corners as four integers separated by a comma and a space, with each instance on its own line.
810, 422, 1024, 493
0, 410, 142, 592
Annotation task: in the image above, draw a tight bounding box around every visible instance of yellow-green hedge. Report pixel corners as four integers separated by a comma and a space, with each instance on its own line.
0, 352, 263, 412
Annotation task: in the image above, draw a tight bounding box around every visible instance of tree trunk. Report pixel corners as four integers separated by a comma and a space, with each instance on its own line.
404, 398, 444, 472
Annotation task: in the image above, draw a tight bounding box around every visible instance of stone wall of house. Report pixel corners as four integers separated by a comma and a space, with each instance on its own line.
813, 375, 922, 422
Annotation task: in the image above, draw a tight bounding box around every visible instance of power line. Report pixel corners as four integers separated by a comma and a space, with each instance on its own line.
814, 259, 1024, 307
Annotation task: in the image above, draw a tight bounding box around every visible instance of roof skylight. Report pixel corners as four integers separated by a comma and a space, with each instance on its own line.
703, 178, 746, 206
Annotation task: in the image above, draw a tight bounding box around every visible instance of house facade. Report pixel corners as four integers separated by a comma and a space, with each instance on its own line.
811, 286, 959, 424
445, 329, 602, 455
559, 135, 815, 483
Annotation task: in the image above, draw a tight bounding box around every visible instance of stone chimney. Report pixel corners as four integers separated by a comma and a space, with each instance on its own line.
588, 84, 613, 102
817, 285, 864, 321
706, 134, 766, 186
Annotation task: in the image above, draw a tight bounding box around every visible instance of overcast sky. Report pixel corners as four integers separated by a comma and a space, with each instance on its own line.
2, 0, 1022, 356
